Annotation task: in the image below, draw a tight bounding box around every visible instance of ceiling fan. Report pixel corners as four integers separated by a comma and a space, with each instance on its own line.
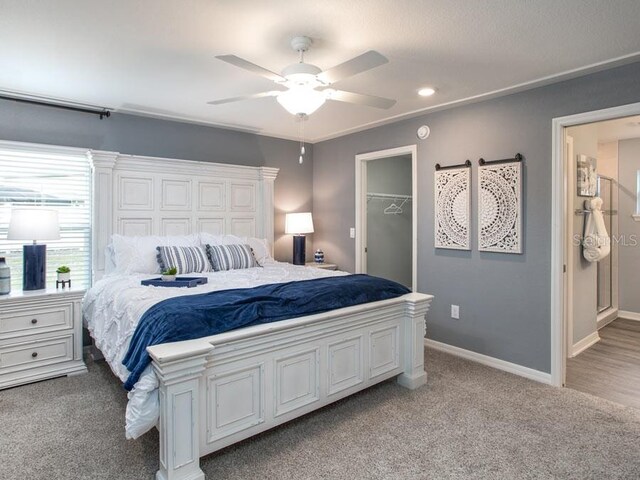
208, 36, 396, 116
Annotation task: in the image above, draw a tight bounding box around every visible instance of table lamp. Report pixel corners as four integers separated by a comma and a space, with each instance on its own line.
8, 208, 60, 290
285, 212, 314, 265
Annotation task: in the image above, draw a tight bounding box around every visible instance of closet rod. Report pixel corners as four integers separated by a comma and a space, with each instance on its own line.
435, 159, 471, 171
367, 192, 412, 200
0, 93, 111, 119
478, 153, 523, 166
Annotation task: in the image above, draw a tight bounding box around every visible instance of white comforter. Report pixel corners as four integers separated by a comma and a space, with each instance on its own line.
83, 261, 346, 439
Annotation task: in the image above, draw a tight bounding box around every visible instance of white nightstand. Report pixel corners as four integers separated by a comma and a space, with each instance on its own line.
0, 288, 87, 389
305, 262, 338, 270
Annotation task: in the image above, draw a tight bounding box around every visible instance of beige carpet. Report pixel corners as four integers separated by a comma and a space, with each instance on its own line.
1, 348, 639, 480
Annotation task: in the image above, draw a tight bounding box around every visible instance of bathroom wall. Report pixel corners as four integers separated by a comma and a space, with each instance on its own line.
567, 124, 599, 346
597, 142, 619, 180
617, 137, 640, 314
366, 155, 412, 288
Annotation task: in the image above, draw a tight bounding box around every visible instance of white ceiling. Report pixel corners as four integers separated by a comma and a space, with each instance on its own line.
2, 0, 640, 142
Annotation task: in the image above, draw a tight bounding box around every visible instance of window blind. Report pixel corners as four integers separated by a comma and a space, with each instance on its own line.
0, 145, 92, 290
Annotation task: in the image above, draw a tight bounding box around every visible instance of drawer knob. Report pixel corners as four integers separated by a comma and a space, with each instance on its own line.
31, 352, 38, 358
31, 318, 38, 325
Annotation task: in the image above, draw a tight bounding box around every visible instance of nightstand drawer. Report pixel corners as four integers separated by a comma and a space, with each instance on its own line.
0, 335, 74, 373
0, 304, 72, 337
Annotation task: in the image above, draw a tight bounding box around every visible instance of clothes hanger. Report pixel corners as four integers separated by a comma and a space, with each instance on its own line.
384, 202, 402, 215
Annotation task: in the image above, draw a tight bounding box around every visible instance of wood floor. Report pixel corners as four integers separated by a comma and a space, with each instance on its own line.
566, 318, 640, 409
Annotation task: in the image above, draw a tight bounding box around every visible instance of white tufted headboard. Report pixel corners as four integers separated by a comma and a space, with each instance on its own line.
90, 151, 278, 282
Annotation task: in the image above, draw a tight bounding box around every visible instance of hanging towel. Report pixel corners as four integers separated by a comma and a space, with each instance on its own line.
582, 197, 610, 262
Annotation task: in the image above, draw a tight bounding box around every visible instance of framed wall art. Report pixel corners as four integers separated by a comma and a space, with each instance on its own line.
478, 157, 523, 254
434, 162, 471, 250
577, 154, 597, 197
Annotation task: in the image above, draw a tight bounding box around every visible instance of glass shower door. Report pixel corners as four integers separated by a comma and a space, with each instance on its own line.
596, 176, 613, 313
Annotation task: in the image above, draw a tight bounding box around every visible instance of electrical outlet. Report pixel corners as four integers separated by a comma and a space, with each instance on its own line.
349, 227, 355, 238
451, 305, 460, 319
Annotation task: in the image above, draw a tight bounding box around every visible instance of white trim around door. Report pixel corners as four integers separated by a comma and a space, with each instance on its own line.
355, 145, 418, 291
550, 101, 640, 387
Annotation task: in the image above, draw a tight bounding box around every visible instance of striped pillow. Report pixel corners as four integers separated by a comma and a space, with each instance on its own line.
156, 246, 212, 274
206, 244, 258, 271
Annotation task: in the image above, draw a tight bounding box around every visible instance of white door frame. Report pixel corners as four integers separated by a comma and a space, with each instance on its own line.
355, 145, 418, 291
564, 134, 575, 360
550, 101, 640, 387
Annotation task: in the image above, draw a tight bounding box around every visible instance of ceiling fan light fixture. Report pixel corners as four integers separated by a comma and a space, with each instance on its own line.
276, 87, 326, 116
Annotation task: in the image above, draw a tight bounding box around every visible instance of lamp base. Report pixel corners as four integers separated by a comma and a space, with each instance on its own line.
292, 235, 306, 265
23, 244, 46, 290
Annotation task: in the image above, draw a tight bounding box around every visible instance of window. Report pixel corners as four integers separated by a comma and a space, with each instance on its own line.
636, 170, 640, 218
0, 143, 92, 290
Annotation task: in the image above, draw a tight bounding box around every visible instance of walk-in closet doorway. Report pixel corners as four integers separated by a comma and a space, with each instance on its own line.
355, 145, 417, 290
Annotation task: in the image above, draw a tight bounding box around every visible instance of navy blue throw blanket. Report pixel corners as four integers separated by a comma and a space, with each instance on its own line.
122, 274, 409, 390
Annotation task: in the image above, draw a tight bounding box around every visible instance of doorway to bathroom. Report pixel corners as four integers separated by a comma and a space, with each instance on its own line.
355, 145, 417, 291
561, 114, 640, 408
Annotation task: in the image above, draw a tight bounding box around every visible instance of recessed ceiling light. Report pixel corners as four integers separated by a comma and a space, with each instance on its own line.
418, 87, 436, 97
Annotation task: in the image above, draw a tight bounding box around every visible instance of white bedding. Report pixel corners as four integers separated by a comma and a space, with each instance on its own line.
83, 260, 346, 439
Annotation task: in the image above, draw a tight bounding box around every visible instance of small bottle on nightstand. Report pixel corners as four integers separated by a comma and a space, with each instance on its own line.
0, 257, 10, 295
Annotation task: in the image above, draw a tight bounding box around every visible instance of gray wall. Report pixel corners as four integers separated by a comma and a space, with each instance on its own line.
366, 156, 412, 288
618, 138, 640, 313
566, 124, 598, 345
0, 98, 313, 262
313, 61, 640, 374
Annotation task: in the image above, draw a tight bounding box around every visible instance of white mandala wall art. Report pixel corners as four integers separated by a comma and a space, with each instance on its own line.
478, 161, 522, 253
434, 167, 471, 250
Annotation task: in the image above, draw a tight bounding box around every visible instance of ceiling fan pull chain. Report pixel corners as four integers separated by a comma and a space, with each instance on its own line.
298, 114, 305, 164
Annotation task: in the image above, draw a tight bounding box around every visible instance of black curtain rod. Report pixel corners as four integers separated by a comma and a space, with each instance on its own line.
478, 153, 523, 166
0, 94, 111, 119
435, 159, 472, 171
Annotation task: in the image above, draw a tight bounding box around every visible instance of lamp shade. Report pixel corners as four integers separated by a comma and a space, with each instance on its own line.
285, 212, 314, 235
276, 88, 326, 116
8, 208, 60, 241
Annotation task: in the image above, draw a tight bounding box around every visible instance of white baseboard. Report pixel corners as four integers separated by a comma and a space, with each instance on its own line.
424, 339, 552, 385
571, 331, 600, 357
618, 310, 640, 322
597, 308, 618, 330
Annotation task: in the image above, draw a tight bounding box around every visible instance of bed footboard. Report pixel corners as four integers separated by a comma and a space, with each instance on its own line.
148, 292, 433, 480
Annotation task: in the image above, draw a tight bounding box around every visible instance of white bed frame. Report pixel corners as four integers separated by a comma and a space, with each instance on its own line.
90, 151, 433, 480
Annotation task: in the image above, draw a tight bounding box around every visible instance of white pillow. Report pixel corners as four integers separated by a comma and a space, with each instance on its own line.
104, 244, 116, 274
111, 234, 200, 274
244, 237, 272, 265
198, 233, 242, 246
198, 233, 272, 265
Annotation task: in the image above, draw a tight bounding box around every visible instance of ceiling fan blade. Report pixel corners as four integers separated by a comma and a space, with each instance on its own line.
323, 89, 396, 109
215, 55, 287, 83
317, 51, 388, 84
207, 91, 281, 105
